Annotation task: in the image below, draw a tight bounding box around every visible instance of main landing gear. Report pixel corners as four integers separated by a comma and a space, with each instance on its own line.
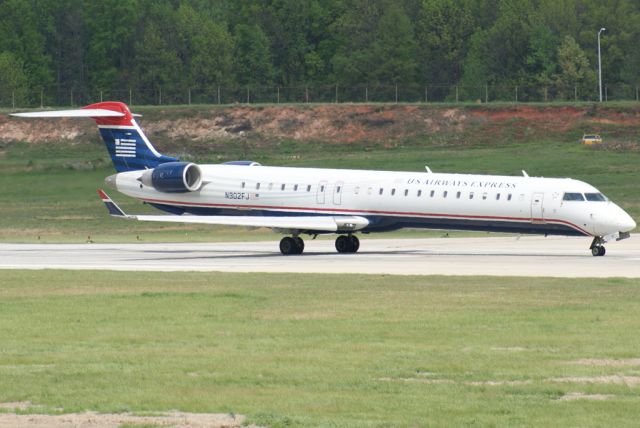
590, 237, 606, 257
335, 234, 359, 254
279, 236, 305, 255
278, 234, 361, 255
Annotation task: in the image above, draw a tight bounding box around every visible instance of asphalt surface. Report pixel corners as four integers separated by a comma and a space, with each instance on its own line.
1, 236, 639, 277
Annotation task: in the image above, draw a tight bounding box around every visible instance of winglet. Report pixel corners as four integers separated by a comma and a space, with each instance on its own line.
97, 189, 130, 217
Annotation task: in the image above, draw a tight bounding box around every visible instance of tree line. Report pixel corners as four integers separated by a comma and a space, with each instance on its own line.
1, 0, 639, 105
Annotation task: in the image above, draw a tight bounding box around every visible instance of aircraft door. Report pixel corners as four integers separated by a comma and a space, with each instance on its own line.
333, 181, 344, 205
531, 192, 545, 223
316, 181, 327, 204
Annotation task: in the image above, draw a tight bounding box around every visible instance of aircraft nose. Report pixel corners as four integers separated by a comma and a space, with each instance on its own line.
619, 213, 636, 232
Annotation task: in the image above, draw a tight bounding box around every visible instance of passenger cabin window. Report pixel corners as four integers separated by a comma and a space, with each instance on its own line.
496, 193, 501, 200
443, 191, 448, 198
563, 192, 585, 201
294, 184, 298, 191
430, 190, 435, 197
404, 189, 409, 196
391, 188, 396, 196
507, 194, 512, 201
320, 185, 325, 192
256, 182, 260, 190
482, 192, 487, 200
585, 192, 607, 202
241, 182, 246, 188
336, 186, 341, 193
456, 191, 461, 199
469, 192, 474, 200
417, 190, 422, 197
379, 188, 384, 195
307, 185, 311, 192
281, 184, 286, 191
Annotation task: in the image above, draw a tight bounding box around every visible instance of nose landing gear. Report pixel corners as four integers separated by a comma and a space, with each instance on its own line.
590, 237, 606, 257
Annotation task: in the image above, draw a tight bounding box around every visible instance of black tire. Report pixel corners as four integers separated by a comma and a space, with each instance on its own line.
280, 237, 296, 255
591, 246, 600, 257
293, 237, 305, 254
598, 246, 606, 256
348, 235, 360, 253
335, 235, 349, 253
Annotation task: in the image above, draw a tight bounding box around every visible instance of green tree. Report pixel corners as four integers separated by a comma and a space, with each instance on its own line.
38, 0, 87, 94
85, 0, 139, 90
0, 0, 52, 92
331, 0, 384, 84
525, 25, 558, 100
0, 51, 28, 106
416, 0, 474, 85
554, 35, 595, 100
460, 0, 533, 100
191, 20, 235, 88
133, 22, 182, 96
233, 24, 274, 85
370, 3, 417, 84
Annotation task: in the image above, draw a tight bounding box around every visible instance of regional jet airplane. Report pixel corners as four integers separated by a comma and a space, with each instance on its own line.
12, 102, 635, 255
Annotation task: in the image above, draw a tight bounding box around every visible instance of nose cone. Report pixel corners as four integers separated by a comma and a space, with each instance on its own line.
104, 173, 118, 190
619, 212, 637, 232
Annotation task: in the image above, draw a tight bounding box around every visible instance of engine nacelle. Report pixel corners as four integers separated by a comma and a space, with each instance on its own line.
140, 162, 202, 193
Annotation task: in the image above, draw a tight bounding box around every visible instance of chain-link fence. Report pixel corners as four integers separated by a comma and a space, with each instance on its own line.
2, 83, 639, 108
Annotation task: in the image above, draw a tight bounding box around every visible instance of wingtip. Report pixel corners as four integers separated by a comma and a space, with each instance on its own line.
97, 189, 109, 200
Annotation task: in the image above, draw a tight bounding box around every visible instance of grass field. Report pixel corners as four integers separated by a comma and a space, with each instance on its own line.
1, 270, 640, 426
1, 135, 638, 243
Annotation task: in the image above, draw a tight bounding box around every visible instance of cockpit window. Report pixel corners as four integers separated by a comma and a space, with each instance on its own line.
585, 192, 607, 202
562, 192, 585, 201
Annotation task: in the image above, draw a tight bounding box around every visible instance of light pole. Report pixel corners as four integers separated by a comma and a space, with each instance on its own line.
598, 27, 606, 102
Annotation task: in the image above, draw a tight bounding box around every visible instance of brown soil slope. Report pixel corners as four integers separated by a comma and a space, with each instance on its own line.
2, 104, 639, 150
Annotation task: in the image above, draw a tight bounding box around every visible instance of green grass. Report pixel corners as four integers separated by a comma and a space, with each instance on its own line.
0, 135, 638, 243
1, 270, 640, 426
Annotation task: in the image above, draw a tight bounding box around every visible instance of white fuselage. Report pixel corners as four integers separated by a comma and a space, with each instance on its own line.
111, 164, 635, 238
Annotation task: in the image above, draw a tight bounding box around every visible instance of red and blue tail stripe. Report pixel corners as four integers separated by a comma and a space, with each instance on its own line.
83, 102, 177, 172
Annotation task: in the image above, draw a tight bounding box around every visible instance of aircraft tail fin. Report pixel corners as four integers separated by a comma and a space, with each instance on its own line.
11, 102, 177, 172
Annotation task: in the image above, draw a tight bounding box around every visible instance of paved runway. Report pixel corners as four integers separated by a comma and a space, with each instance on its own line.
1, 236, 639, 277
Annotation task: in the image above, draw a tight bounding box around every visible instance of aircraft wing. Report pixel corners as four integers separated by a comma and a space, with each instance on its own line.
97, 189, 368, 232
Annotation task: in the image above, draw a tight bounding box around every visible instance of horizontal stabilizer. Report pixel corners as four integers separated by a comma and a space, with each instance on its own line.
12, 109, 126, 118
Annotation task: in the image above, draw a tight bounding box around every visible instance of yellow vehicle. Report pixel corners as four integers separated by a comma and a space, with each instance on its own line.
582, 134, 602, 145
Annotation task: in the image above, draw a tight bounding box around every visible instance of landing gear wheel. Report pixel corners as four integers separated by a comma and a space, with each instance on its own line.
335, 235, 359, 253
335, 235, 349, 253
293, 237, 305, 254
590, 237, 606, 257
348, 235, 360, 253
280, 237, 298, 255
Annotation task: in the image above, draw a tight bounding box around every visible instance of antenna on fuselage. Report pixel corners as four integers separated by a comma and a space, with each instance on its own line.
425, 166, 433, 173
522, 170, 529, 177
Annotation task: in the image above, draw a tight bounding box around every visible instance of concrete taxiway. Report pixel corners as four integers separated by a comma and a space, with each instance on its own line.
1, 236, 639, 277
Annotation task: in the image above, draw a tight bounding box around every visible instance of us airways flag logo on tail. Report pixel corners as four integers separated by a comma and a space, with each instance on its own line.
114, 138, 137, 157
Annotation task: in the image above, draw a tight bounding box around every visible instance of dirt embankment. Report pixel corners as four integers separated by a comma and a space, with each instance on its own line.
2, 104, 639, 151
